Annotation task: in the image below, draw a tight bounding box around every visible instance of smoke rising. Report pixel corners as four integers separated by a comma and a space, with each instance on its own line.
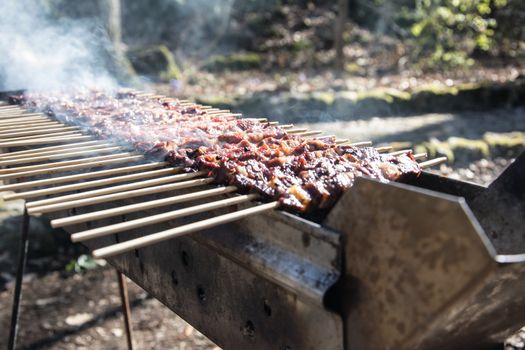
0, 0, 118, 92
122, 0, 238, 61
175, 0, 235, 58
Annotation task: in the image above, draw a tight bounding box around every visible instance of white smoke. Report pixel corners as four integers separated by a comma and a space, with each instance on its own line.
174, 0, 235, 59
0, 0, 118, 91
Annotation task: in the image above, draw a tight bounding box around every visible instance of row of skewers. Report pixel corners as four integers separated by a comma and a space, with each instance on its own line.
0, 94, 446, 258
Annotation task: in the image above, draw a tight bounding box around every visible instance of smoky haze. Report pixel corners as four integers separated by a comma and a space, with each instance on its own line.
0, 0, 117, 92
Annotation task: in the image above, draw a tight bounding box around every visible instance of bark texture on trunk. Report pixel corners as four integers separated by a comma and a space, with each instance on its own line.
335, 0, 348, 72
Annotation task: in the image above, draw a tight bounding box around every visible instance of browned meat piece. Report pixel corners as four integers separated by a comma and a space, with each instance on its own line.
15, 90, 422, 213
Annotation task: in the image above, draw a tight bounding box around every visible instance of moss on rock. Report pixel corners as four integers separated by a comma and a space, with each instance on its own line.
204, 52, 262, 71
484, 132, 525, 158
356, 89, 395, 104
312, 91, 335, 105
418, 138, 456, 163
417, 132, 524, 165
127, 45, 181, 82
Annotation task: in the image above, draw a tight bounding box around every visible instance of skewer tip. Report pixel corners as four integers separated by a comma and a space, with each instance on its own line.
419, 156, 448, 169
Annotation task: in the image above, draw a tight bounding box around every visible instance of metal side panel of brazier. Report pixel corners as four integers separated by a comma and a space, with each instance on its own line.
326, 172, 525, 350
51, 203, 344, 350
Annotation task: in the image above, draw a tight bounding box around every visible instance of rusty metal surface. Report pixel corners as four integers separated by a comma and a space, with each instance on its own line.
325, 176, 525, 350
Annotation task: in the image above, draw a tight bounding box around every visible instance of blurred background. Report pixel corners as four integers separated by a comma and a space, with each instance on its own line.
0, 0, 524, 348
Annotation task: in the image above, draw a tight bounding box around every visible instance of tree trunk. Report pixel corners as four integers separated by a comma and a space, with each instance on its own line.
99, 0, 136, 82
101, 0, 123, 56
334, 0, 348, 73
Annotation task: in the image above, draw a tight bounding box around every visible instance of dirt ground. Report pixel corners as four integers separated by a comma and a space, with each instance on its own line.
0, 268, 218, 349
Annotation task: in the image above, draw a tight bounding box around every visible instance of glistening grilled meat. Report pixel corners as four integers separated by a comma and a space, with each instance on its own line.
167, 133, 420, 211
16, 90, 421, 212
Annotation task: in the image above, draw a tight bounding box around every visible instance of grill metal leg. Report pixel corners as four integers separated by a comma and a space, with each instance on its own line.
8, 208, 30, 350
116, 270, 134, 350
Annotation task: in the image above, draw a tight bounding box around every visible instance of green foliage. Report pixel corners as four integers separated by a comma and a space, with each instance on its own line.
409, 0, 509, 68
66, 254, 105, 273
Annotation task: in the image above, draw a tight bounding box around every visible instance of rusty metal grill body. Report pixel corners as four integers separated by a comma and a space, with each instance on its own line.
1, 92, 524, 350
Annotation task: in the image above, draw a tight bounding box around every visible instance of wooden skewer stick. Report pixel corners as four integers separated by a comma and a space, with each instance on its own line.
413, 152, 427, 160
335, 139, 349, 144
0, 131, 82, 143
0, 146, 122, 167
0, 161, 168, 192
0, 108, 38, 114
91, 201, 279, 258
27, 177, 214, 214
0, 111, 24, 115
286, 128, 308, 134
0, 153, 133, 175
25, 170, 207, 208
313, 135, 335, 139
0, 105, 25, 109
0, 140, 106, 158
0, 117, 53, 126
375, 146, 393, 153
0, 130, 80, 141
349, 141, 373, 147
0, 112, 47, 118
256, 118, 268, 122
292, 130, 323, 137
0, 123, 67, 137
0, 126, 79, 138
0, 124, 76, 135
419, 157, 447, 169
207, 110, 231, 115
388, 149, 412, 156
0, 154, 143, 181
0, 121, 60, 131
0, 112, 40, 118
52, 186, 238, 228
0, 135, 92, 148
0, 110, 42, 115
72, 193, 257, 242
387, 149, 427, 160
4, 167, 181, 201
0, 113, 46, 121
0, 143, 113, 160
